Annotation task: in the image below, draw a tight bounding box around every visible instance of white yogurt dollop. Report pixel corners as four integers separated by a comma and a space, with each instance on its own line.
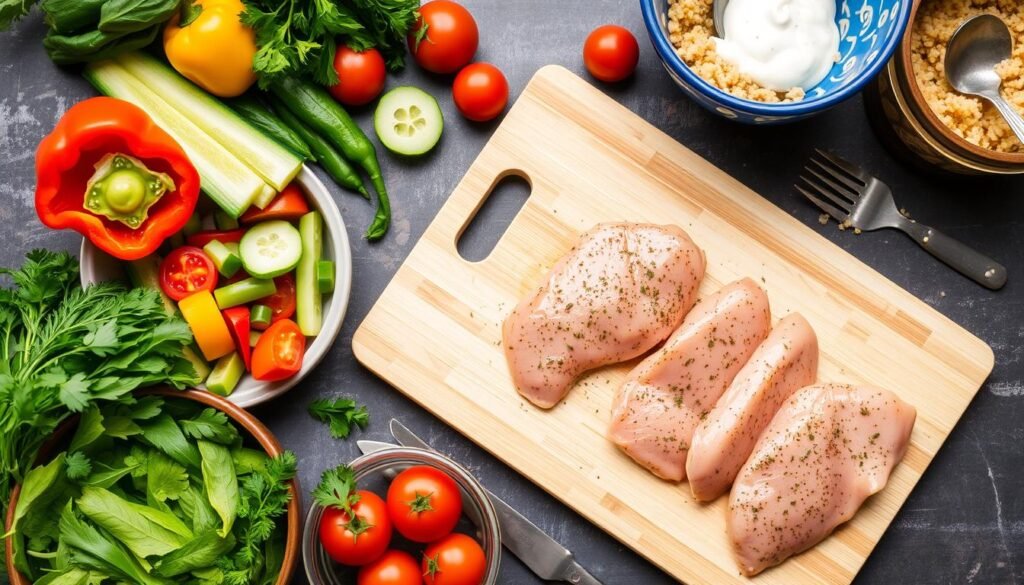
713, 0, 840, 92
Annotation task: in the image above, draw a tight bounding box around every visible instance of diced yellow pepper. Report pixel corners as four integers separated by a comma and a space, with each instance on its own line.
178, 290, 235, 361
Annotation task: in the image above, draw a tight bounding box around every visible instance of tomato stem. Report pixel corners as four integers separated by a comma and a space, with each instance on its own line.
407, 491, 434, 514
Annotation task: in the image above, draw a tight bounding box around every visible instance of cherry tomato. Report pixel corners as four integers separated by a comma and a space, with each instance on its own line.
159, 246, 218, 301
185, 228, 246, 249
583, 25, 639, 83
358, 550, 423, 585
240, 184, 310, 223
329, 46, 387, 106
251, 318, 306, 382
452, 63, 508, 122
386, 466, 462, 543
253, 273, 296, 330
320, 490, 393, 566
422, 533, 486, 585
408, 0, 478, 74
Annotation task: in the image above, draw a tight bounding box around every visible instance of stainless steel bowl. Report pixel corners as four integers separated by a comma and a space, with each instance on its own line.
303, 447, 502, 584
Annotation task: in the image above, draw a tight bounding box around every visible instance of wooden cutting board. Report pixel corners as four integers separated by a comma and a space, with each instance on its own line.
353, 66, 994, 584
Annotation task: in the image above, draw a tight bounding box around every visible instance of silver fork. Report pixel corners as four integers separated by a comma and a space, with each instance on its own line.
796, 149, 1007, 290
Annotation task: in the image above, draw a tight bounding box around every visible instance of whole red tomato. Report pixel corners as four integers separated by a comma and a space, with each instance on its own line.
408, 0, 478, 74
329, 46, 387, 106
320, 490, 393, 566
422, 533, 486, 585
452, 63, 508, 122
358, 549, 423, 585
583, 25, 639, 83
386, 466, 462, 543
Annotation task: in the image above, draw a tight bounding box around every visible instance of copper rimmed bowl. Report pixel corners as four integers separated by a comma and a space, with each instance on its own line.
4, 388, 302, 585
866, 0, 1024, 174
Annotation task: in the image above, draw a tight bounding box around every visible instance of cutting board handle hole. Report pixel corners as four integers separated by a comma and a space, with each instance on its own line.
456, 171, 532, 263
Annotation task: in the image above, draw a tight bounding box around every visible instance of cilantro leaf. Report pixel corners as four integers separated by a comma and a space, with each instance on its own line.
181, 408, 241, 445
308, 397, 369, 439
311, 464, 360, 511
65, 451, 92, 480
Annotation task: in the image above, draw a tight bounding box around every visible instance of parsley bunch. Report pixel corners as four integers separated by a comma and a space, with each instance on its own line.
309, 396, 369, 439
241, 0, 421, 88
0, 250, 201, 529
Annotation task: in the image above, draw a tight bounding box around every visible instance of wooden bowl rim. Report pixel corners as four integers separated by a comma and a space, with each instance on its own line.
898, 0, 1024, 166
4, 388, 301, 585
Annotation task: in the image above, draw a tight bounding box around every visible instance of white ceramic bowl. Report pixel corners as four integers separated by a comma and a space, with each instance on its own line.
80, 166, 352, 408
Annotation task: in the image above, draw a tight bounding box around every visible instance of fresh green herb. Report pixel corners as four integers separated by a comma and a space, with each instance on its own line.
312, 463, 360, 511
219, 451, 297, 585
65, 452, 92, 480
240, 0, 421, 87
0, 0, 37, 30
182, 408, 242, 445
0, 250, 200, 535
12, 398, 296, 585
308, 397, 369, 439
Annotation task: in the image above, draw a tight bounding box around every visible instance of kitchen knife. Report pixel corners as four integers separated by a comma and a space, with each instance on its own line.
387, 419, 605, 585
357, 437, 604, 585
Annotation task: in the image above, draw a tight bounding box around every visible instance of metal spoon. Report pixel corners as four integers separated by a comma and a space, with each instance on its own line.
945, 14, 1024, 143
713, 0, 727, 37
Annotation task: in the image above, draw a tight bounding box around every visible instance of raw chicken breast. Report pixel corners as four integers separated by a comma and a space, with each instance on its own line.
608, 278, 770, 481
503, 223, 705, 409
687, 313, 819, 501
729, 383, 916, 576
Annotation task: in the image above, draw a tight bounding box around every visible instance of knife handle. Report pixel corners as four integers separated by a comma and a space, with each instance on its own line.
564, 562, 605, 585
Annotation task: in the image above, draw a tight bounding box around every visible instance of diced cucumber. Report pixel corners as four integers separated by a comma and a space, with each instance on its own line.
224, 242, 240, 256
253, 184, 277, 210
248, 331, 262, 347
203, 240, 242, 278
114, 52, 302, 191
207, 352, 245, 396
250, 304, 272, 330
215, 210, 240, 230
374, 86, 444, 156
183, 211, 202, 236
296, 211, 322, 336
239, 220, 302, 279
214, 277, 276, 309
126, 255, 210, 381
317, 260, 335, 294
84, 60, 263, 218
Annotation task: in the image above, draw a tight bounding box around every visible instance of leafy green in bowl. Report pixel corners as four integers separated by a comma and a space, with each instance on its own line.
4, 389, 300, 585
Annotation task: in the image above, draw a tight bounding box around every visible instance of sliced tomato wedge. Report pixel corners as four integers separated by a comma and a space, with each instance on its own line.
240, 184, 310, 224
252, 319, 306, 381
222, 306, 252, 370
159, 247, 219, 302
253, 273, 296, 330
186, 228, 247, 249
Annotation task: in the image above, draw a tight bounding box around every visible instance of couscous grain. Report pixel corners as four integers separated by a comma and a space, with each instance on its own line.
911, 0, 1024, 153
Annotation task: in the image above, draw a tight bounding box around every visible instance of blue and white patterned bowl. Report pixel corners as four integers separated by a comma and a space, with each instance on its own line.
640, 0, 912, 124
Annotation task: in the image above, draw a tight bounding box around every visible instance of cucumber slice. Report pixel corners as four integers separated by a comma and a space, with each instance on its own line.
83, 60, 263, 218
207, 352, 245, 396
317, 260, 335, 294
296, 211, 322, 336
374, 87, 443, 156
214, 277, 276, 309
238, 220, 302, 279
203, 240, 242, 278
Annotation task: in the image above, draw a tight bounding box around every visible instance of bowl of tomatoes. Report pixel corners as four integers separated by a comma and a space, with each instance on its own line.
79, 166, 352, 407
304, 447, 501, 585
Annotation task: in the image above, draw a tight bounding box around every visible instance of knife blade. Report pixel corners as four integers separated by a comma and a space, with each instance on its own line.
386, 419, 605, 585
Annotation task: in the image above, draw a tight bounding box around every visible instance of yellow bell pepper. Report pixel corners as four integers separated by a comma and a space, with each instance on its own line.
178, 291, 236, 361
163, 0, 258, 97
